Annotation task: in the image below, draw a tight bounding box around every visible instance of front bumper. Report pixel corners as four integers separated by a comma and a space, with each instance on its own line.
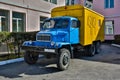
21, 46, 58, 54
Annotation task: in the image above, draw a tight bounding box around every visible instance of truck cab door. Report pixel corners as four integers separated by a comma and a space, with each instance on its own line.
70, 20, 80, 44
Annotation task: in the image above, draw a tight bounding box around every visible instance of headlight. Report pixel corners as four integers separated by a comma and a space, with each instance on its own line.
51, 41, 55, 46
29, 41, 33, 45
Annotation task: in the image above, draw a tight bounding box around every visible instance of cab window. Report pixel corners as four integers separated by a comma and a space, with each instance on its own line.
72, 20, 80, 28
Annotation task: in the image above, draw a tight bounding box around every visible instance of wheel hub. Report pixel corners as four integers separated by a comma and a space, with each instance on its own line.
63, 54, 69, 65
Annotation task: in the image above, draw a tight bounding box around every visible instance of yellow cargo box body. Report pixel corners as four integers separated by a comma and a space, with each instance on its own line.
51, 5, 104, 46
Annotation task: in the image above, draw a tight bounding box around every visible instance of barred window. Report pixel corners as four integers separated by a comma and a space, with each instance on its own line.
105, 0, 114, 8
44, 0, 57, 4
105, 20, 114, 35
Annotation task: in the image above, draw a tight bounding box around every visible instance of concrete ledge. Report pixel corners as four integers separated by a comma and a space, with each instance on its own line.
0, 58, 24, 66
111, 44, 120, 48
0, 55, 43, 66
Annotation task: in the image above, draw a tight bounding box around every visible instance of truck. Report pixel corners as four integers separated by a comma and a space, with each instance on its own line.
22, 5, 104, 70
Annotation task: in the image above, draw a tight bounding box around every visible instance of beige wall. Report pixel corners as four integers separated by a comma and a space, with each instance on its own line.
26, 10, 50, 31
0, 0, 65, 13
0, 0, 65, 32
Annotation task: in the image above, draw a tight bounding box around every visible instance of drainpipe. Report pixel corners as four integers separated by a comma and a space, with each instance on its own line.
84, 0, 87, 6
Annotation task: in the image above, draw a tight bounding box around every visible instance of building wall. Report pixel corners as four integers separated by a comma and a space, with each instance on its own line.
0, 0, 65, 13
93, 0, 120, 40
74, 0, 83, 5
93, 0, 120, 16
0, 0, 65, 32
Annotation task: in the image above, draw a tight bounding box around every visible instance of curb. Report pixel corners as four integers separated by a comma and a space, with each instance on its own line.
111, 44, 120, 48
0, 58, 24, 66
0, 55, 43, 66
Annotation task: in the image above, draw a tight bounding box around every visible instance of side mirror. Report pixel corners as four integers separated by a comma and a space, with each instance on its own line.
77, 21, 80, 28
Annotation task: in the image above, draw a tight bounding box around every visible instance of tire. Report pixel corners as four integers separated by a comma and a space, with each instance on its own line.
95, 42, 101, 54
57, 48, 71, 71
85, 44, 96, 56
24, 51, 39, 65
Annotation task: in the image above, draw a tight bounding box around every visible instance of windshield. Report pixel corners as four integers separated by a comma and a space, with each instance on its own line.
42, 19, 69, 29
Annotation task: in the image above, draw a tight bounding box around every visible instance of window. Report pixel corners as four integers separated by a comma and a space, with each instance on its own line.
72, 20, 80, 28
72, 20, 77, 28
56, 19, 69, 28
0, 10, 9, 32
12, 12, 25, 32
85, 0, 93, 9
65, 0, 69, 5
44, 0, 48, 1
50, 0, 57, 4
40, 16, 48, 28
42, 19, 69, 29
65, 0, 74, 5
105, 21, 114, 35
42, 20, 55, 29
44, 0, 57, 4
71, 0, 75, 5
105, 0, 114, 8
87, 0, 93, 2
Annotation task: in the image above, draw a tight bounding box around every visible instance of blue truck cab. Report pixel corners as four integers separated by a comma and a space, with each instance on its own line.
23, 16, 79, 49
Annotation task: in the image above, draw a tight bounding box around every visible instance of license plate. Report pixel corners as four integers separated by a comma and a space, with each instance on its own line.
44, 49, 55, 53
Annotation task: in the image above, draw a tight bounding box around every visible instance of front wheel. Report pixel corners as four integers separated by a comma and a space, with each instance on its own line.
57, 48, 71, 71
24, 51, 39, 65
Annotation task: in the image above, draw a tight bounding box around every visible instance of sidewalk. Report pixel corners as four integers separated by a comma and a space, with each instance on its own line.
0, 58, 24, 66
0, 54, 43, 66
111, 44, 120, 48
0, 51, 23, 66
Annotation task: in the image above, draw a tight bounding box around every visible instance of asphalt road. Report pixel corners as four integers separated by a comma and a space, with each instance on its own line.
0, 44, 120, 80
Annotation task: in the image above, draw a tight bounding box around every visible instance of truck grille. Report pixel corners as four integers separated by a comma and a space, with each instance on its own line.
37, 34, 51, 41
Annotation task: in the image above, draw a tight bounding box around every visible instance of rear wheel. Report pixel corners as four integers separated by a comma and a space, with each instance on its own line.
95, 41, 101, 54
57, 48, 71, 71
24, 51, 39, 65
85, 44, 96, 56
